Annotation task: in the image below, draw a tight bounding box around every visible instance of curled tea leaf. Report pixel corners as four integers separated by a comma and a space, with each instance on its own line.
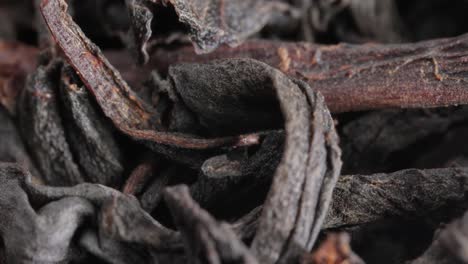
40, 0, 262, 151
18, 59, 85, 186
249, 75, 342, 263
0, 163, 94, 263
0, 106, 41, 180
125, 0, 154, 64
59, 65, 125, 186
164, 185, 258, 264
159, 0, 292, 54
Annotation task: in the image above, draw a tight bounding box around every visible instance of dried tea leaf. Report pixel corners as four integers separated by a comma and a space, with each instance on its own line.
79, 229, 152, 264
158, 0, 291, 54
99, 194, 179, 249
309, 0, 406, 43
189, 131, 283, 212
41, 0, 262, 153
439, 210, 468, 263
409, 209, 468, 264
126, 0, 296, 63
164, 185, 258, 264
234, 166, 468, 232
21, 173, 180, 253
230, 206, 263, 243
341, 107, 468, 174
140, 165, 177, 212
18, 59, 85, 186
152, 58, 341, 262
59, 65, 125, 186
347, 0, 406, 43
409, 229, 461, 264
0, 106, 41, 180
0, 163, 186, 263
123, 154, 158, 195
326, 167, 468, 229
125, 0, 154, 64
0, 163, 94, 263
150, 34, 468, 113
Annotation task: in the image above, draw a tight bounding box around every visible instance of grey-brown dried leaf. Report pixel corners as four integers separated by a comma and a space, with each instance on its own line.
18, 59, 85, 186
157, 0, 292, 53
341, 107, 468, 174
0, 106, 41, 180
189, 131, 283, 213
59, 65, 125, 187
164, 185, 259, 264
126, 0, 154, 64
0, 163, 94, 263
41, 0, 263, 156
326, 167, 468, 229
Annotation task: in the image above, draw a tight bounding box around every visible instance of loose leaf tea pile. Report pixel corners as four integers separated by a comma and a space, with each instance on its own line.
2, 0, 468, 263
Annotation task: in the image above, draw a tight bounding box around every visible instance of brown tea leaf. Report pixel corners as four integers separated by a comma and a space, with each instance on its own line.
150, 35, 468, 113
18, 59, 85, 186
41, 0, 262, 151
0, 106, 41, 180
0, 163, 94, 263
59, 65, 125, 187
158, 0, 291, 54
164, 185, 258, 264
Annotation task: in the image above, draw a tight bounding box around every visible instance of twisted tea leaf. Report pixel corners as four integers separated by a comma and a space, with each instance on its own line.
251, 84, 340, 262
438, 209, 468, 263
230, 207, 263, 244
125, 0, 154, 64
0, 106, 41, 180
309, 0, 405, 43
189, 131, 283, 212
18, 59, 84, 186
59, 65, 125, 187
346, 0, 406, 43
123, 154, 159, 195
409, 208, 468, 264
164, 185, 258, 264
160, 0, 291, 54
41, 0, 263, 153
150, 34, 468, 113
126, 0, 292, 60
79, 229, 152, 264
21, 179, 179, 251
225, 165, 468, 247
341, 107, 468, 174
139, 164, 176, 212
0, 163, 94, 263
409, 230, 462, 264
326, 167, 468, 229
0, 163, 185, 262
159, 58, 342, 263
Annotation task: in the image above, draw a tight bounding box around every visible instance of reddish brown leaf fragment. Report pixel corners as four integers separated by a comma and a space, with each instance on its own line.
301, 233, 364, 264
123, 156, 158, 195
150, 35, 468, 112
